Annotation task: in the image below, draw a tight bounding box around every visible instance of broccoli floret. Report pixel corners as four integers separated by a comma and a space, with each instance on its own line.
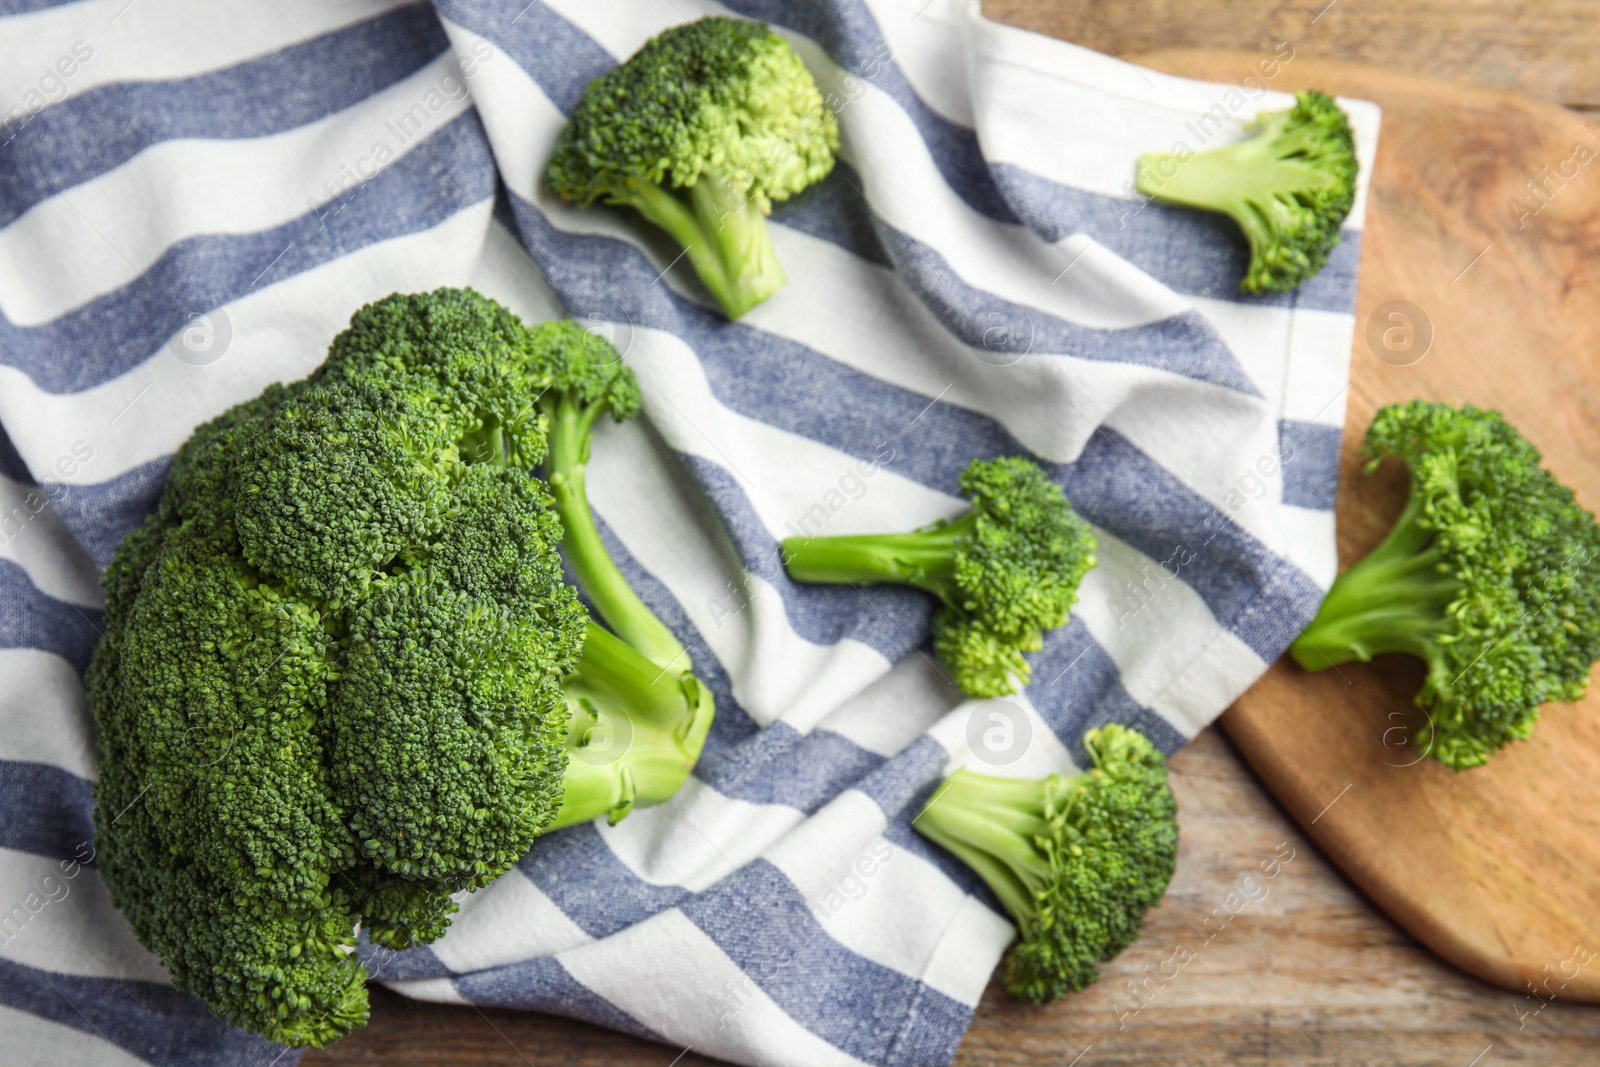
88, 289, 713, 1047
1290, 401, 1600, 770
1136, 90, 1357, 293
544, 16, 838, 319
316, 287, 550, 467
781, 456, 1097, 697
522, 320, 717, 792
913, 724, 1178, 1002
527, 321, 679, 668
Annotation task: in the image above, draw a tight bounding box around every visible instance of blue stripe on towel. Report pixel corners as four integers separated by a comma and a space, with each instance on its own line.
0, 958, 295, 1067
0, 4, 448, 229
0, 561, 102, 674
0, 761, 96, 866
1, 112, 496, 393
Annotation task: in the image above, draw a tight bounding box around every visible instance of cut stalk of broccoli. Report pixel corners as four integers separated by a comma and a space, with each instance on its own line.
521, 320, 716, 821
544, 17, 838, 319
782, 456, 1097, 697
1291, 400, 1600, 769
1136, 90, 1357, 293
552, 621, 714, 830
913, 724, 1178, 1002
612, 173, 789, 321
87, 289, 714, 1048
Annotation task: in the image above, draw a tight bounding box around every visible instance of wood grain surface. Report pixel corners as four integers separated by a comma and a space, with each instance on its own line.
307, 4, 1600, 1064
1134, 46, 1600, 1004
984, 0, 1600, 120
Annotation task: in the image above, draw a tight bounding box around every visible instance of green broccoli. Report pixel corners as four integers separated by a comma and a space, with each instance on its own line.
1135, 90, 1357, 293
521, 317, 716, 817
1290, 400, 1600, 769
544, 16, 839, 319
913, 724, 1178, 1003
781, 456, 1097, 697
526, 319, 685, 671
88, 289, 712, 1048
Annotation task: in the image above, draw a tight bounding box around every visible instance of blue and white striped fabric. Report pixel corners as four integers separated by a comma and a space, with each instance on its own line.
0, 1, 1379, 1064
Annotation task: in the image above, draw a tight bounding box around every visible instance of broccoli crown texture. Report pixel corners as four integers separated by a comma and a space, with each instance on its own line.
544, 16, 839, 318
88, 289, 713, 1047
781, 456, 1097, 697
1135, 90, 1357, 293
544, 16, 836, 210
1291, 400, 1600, 769
914, 725, 1178, 1002
528, 320, 643, 425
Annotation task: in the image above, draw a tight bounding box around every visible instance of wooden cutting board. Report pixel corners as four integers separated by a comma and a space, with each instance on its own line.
1134, 49, 1600, 1003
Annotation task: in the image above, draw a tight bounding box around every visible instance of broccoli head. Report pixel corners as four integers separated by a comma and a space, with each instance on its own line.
544, 16, 838, 319
1136, 90, 1357, 293
88, 289, 713, 1047
1291, 400, 1600, 769
914, 724, 1179, 1002
782, 456, 1097, 697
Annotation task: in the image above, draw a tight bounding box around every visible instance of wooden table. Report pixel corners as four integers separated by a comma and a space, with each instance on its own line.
306, 3, 1600, 1064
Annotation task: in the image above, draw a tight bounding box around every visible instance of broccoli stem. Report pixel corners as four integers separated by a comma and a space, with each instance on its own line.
548, 621, 715, 831
544, 397, 691, 674
780, 513, 977, 605
609, 170, 787, 319
1137, 146, 1336, 240
914, 770, 1055, 931
1136, 106, 1344, 240
1290, 489, 1464, 670
459, 420, 506, 465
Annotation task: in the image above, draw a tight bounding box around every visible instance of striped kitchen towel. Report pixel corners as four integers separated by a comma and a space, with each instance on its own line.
0, 0, 1379, 1064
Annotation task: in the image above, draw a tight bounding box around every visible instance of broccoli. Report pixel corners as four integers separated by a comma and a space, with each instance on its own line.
781, 456, 1097, 697
88, 289, 712, 1048
1135, 90, 1357, 293
913, 724, 1178, 1003
526, 320, 686, 671
521, 317, 717, 815
544, 16, 839, 319
1290, 400, 1600, 770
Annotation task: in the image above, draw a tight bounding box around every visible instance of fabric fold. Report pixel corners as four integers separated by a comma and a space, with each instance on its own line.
0, 1, 1377, 1064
